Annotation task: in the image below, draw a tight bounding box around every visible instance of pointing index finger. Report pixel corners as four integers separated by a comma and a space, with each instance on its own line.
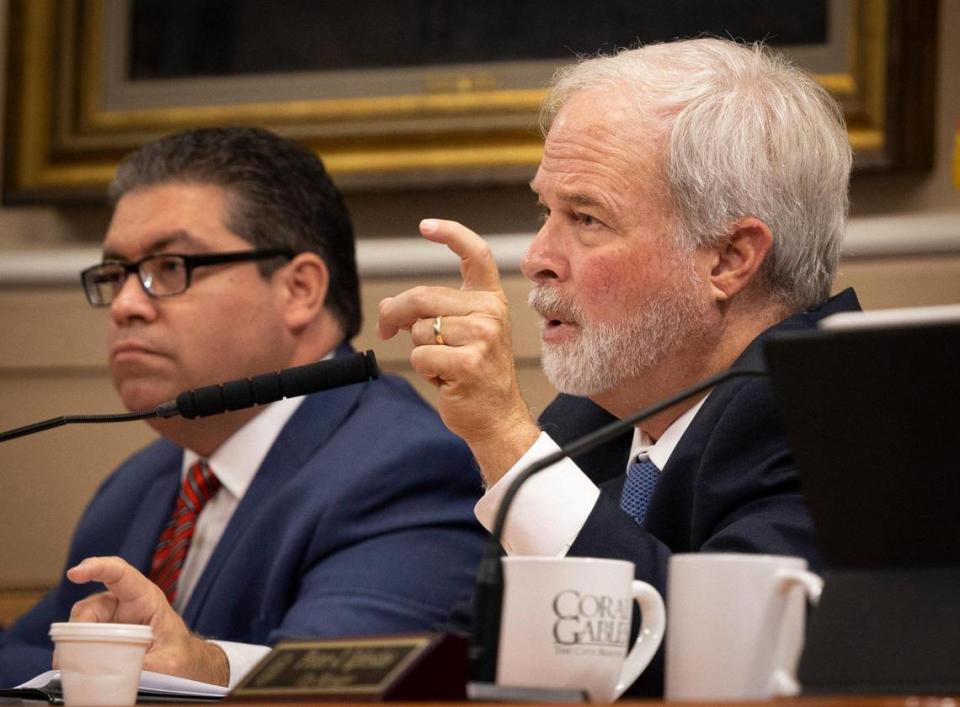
67, 556, 154, 603
420, 219, 502, 292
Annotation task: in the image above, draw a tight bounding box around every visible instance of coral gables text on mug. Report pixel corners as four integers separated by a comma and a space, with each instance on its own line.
552, 589, 632, 653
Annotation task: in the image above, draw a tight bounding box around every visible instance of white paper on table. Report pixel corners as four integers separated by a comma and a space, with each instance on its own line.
16, 669, 228, 699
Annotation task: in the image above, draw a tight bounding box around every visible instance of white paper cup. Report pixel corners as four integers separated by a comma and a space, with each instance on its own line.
50, 622, 153, 706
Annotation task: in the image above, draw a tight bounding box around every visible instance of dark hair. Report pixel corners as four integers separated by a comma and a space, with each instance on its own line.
108, 127, 361, 340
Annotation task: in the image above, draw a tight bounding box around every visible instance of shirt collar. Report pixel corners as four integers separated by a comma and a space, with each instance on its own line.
628, 394, 709, 472
182, 396, 304, 500
180, 349, 337, 498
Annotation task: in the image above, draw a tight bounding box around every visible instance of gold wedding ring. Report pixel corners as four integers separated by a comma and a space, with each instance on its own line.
433, 315, 446, 345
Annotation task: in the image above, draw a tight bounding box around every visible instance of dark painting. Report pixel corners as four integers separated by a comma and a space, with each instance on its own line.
130, 0, 828, 80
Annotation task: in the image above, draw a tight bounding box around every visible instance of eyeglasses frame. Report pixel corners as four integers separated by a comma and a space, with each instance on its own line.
80, 248, 295, 306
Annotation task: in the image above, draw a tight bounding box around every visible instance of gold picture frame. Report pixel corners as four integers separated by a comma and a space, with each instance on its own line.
2, 0, 937, 203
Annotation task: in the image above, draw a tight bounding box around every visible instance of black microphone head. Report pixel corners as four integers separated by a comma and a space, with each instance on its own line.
363, 350, 381, 380
250, 370, 283, 405
178, 384, 228, 419
278, 351, 377, 398
171, 350, 381, 419
175, 390, 199, 419
221, 378, 256, 411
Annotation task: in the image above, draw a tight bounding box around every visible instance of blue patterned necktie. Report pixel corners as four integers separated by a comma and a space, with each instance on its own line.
620, 455, 661, 525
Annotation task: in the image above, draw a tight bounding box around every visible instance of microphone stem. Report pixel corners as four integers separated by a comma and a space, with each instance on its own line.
0, 410, 159, 444
0, 351, 380, 443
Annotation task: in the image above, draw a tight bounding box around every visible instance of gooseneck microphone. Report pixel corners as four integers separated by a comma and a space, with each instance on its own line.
0, 350, 380, 444
155, 350, 380, 419
468, 365, 767, 687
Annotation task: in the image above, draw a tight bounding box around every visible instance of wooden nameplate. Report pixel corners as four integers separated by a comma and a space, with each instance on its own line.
230, 632, 468, 701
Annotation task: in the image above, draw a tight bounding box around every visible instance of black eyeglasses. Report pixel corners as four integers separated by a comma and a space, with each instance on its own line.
80, 249, 295, 306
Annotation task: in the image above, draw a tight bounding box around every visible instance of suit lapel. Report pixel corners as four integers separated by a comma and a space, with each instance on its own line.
649, 288, 863, 539
599, 472, 628, 500
180, 374, 367, 625
539, 395, 633, 486
118, 444, 182, 573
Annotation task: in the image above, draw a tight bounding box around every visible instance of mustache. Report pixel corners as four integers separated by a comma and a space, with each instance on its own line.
528, 286, 583, 324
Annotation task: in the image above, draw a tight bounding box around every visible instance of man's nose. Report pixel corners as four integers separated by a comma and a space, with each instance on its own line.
521, 222, 568, 285
109, 272, 157, 326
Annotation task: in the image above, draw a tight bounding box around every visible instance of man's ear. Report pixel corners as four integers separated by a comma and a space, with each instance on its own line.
275, 253, 329, 331
708, 217, 774, 302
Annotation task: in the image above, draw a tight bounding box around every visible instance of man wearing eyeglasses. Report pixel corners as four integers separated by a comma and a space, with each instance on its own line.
0, 127, 485, 688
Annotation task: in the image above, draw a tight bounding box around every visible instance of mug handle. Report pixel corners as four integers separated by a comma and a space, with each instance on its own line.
767, 568, 824, 697
613, 580, 666, 700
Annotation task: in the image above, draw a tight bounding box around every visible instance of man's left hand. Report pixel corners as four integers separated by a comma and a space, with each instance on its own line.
63, 556, 229, 686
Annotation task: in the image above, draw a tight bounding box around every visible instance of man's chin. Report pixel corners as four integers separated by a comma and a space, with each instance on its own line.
114, 380, 178, 413
541, 346, 617, 398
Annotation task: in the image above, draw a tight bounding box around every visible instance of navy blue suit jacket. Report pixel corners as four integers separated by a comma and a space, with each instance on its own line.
538, 289, 861, 696
1, 368, 485, 687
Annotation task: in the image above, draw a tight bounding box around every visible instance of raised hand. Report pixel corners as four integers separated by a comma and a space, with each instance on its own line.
378, 219, 539, 484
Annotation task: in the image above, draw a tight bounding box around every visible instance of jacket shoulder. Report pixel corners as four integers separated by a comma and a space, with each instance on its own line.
95, 437, 181, 496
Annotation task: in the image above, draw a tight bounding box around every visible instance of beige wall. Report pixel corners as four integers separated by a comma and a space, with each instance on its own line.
1, 1, 959, 621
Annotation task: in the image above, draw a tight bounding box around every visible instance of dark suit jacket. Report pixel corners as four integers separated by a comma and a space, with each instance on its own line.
538, 289, 861, 696
0, 367, 485, 687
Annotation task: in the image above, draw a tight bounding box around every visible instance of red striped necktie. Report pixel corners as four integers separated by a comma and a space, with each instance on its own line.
149, 460, 221, 605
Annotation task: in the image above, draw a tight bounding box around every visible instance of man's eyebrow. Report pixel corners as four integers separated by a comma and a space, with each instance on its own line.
528, 181, 607, 210
561, 191, 607, 209
101, 230, 201, 261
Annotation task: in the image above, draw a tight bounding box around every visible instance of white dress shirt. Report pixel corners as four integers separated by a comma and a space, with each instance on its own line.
173, 395, 303, 687
474, 396, 708, 556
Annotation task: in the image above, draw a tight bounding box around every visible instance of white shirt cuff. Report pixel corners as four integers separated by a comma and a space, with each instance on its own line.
212, 640, 272, 689
474, 432, 600, 557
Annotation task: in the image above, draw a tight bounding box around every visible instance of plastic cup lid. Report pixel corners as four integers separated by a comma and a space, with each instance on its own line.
49, 622, 153, 642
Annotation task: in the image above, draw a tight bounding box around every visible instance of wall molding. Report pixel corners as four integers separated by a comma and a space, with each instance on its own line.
1, 212, 958, 285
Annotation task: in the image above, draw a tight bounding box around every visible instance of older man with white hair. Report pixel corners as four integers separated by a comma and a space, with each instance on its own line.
378, 37, 860, 696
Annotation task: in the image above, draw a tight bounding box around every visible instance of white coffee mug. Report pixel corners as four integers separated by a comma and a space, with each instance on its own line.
496, 556, 665, 703
665, 553, 823, 701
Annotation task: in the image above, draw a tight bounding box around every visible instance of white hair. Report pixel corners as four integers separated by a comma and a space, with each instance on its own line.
539, 38, 852, 311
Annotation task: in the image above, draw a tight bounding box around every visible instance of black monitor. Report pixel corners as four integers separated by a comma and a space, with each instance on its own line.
764, 311, 960, 569
763, 306, 960, 695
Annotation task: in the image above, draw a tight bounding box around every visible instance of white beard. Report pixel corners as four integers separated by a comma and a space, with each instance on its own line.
529, 271, 708, 397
